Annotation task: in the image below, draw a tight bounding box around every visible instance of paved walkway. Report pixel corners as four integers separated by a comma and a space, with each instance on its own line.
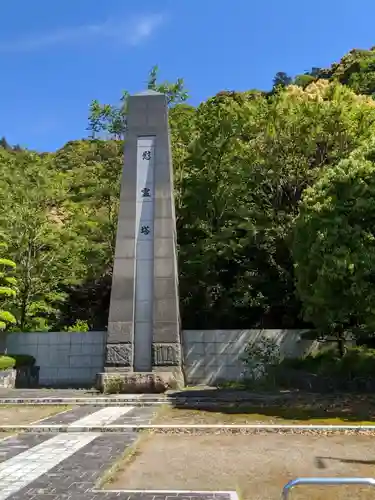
0, 405, 234, 500
0, 389, 100, 398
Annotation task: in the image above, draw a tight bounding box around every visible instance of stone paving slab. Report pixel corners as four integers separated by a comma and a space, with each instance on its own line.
0, 405, 155, 461
20, 406, 156, 427
0, 433, 100, 499
0, 390, 99, 398
27, 405, 142, 426
113, 406, 157, 425
0, 399, 154, 406
0, 395, 158, 406
4, 433, 234, 500
0, 434, 52, 464
0, 406, 237, 500
0, 405, 243, 500
39, 406, 105, 425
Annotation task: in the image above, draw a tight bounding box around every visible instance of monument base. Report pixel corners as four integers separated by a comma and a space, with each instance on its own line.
96, 369, 184, 394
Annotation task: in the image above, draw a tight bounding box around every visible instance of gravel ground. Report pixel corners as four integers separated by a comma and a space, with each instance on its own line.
106, 433, 375, 500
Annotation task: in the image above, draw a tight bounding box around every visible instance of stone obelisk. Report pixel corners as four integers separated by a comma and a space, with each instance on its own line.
97, 90, 183, 392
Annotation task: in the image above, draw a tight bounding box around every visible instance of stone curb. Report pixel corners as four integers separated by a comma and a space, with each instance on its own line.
0, 395, 316, 404
1, 424, 375, 435
0, 398, 165, 405
0, 397, 263, 406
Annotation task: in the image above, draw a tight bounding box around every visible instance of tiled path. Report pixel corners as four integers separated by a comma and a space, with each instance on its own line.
0, 405, 235, 500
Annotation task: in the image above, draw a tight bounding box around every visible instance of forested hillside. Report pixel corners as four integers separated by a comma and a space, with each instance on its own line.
2, 50, 375, 340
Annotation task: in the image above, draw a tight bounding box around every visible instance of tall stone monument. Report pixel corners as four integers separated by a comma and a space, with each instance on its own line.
97, 90, 183, 391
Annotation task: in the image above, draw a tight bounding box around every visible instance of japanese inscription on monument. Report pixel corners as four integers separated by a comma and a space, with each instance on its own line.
142, 150, 152, 161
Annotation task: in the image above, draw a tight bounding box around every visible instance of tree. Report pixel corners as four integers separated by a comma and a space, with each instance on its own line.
293, 141, 375, 355
54, 139, 122, 267
177, 80, 375, 329
0, 137, 11, 151
0, 149, 85, 331
53, 139, 123, 329
309, 67, 323, 77
272, 71, 292, 90
168, 103, 197, 210
308, 47, 375, 97
147, 65, 188, 105
3, 48, 375, 334
0, 232, 17, 330
86, 65, 189, 140
293, 73, 316, 88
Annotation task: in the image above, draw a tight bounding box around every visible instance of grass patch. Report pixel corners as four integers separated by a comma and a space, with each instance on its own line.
154, 398, 375, 425
0, 405, 72, 426
0, 405, 72, 439
97, 431, 151, 489
0, 404, 71, 410
0, 432, 15, 439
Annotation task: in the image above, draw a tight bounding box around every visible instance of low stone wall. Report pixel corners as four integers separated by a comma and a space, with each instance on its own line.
182, 329, 319, 385
6, 331, 105, 387
5, 329, 318, 387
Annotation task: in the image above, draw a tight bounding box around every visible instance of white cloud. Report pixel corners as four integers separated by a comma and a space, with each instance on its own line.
0, 13, 165, 52
126, 13, 165, 46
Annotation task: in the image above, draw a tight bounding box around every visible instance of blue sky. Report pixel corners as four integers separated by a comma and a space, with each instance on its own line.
1, 0, 374, 152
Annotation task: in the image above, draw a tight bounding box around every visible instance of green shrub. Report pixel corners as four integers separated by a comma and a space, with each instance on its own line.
63, 320, 89, 332
242, 337, 281, 380
104, 375, 125, 394
0, 355, 16, 370
279, 347, 375, 379
6, 354, 36, 367
280, 350, 336, 372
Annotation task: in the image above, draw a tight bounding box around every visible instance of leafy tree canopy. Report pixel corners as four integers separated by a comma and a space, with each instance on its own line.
293, 140, 375, 349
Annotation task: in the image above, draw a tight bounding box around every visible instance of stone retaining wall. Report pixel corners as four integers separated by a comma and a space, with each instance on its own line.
182, 329, 318, 385
6, 331, 105, 387
4, 329, 315, 387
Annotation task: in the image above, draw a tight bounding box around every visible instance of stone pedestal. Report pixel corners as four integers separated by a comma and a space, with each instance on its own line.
96, 89, 184, 393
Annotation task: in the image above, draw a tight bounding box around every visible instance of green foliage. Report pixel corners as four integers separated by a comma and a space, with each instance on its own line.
0, 149, 86, 331
0, 232, 17, 330
53, 139, 123, 329
0, 354, 35, 369
178, 80, 375, 328
293, 140, 375, 345
0, 355, 16, 370
103, 375, 126, 394
6, 354, 35, 367
0, 137, 23, 152
293, 73, 316, 88
239, 344, 375, 391
63, 320, 89, 332
3, 52, 375, 336
87, 65, 188, 140
242, 336, 281, 380
301, 48, 375, 97
147, 65, 188, 105
280, 347, 375, 378
272, 71, 293, 89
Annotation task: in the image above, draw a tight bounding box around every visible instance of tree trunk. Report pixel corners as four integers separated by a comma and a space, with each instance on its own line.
336, 327, 346, 357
